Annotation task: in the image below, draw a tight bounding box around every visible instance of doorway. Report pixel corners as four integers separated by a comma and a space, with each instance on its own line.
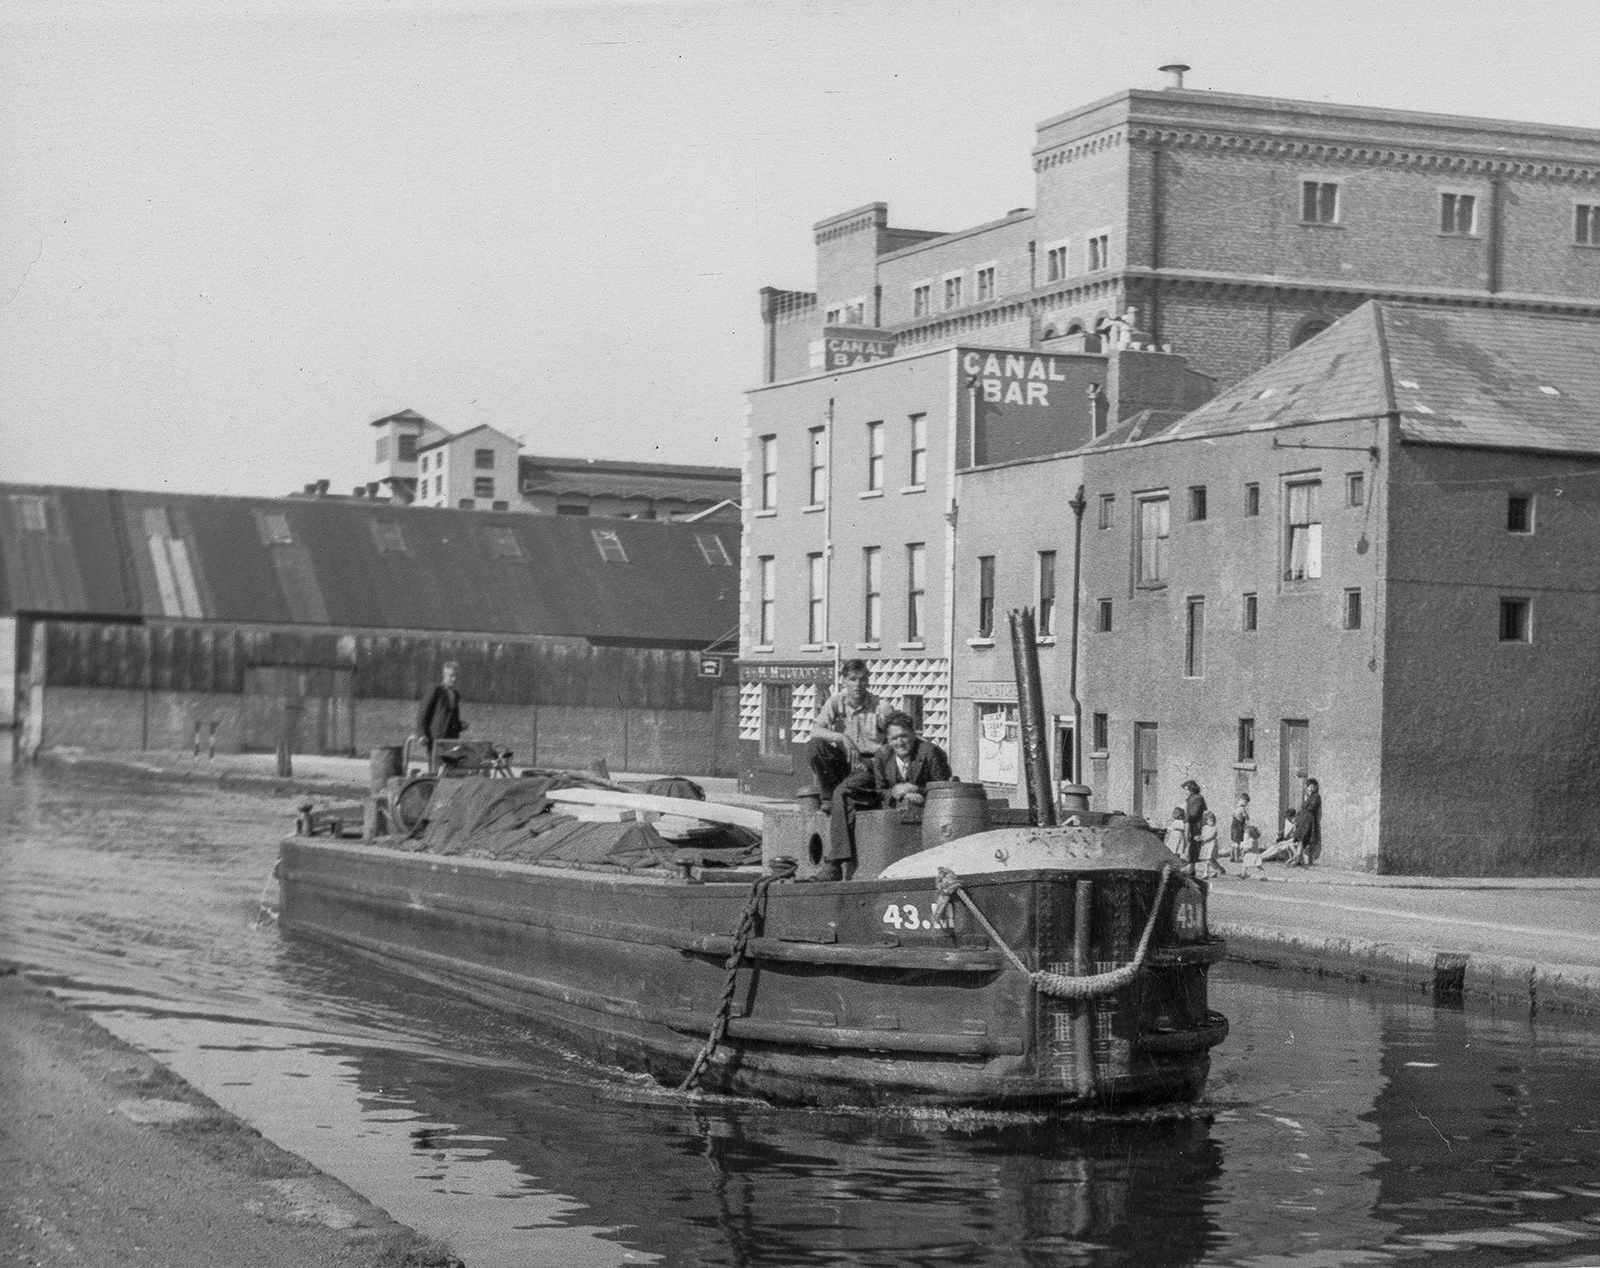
1279, 719, 1310, 827
1054, 718, 1076, 785
1133, 722, 1158, 820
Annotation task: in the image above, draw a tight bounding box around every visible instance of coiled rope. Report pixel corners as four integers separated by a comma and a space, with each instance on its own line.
933, 865, 1176, 1000
678, 858, 798, 1093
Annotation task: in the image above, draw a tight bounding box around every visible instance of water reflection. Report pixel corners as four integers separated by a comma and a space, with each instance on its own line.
6, 765, 1600, 1267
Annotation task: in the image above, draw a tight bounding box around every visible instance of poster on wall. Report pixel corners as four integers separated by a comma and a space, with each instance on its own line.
977, 701, 1019, 786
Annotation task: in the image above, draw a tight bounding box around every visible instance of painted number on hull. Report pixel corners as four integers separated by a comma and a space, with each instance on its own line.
1173, 893, 1206, 940
883, 901, 953, 932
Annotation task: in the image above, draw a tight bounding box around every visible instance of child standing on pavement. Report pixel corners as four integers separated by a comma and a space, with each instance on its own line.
1198, 811, 1224, 878
1164, 807, 1189, 867
1229, 794, 1251, 864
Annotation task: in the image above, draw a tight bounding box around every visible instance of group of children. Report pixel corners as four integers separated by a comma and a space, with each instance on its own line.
1163, 793, 1309, 879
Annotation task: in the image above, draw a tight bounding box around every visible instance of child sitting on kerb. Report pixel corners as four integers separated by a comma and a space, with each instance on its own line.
1259, 809, 1299, 863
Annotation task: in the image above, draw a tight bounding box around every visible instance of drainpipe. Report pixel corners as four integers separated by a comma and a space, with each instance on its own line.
824, 396, 839, 683
1067, 484, 1087, 784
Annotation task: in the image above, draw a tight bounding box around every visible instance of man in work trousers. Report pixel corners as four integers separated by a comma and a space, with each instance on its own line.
817, 712, 951, 881
805, 658, 894, 801
416, 661, 468, 768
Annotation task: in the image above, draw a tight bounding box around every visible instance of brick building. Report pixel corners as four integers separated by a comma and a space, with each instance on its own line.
761, 77, 1600, 394
368, 409, 740, 521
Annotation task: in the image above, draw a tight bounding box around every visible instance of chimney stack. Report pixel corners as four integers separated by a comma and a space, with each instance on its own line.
1158, 63, 1190, 90
316, 479, 330, 496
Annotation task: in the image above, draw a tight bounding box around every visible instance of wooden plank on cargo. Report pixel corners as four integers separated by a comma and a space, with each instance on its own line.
545, 787, 765, 831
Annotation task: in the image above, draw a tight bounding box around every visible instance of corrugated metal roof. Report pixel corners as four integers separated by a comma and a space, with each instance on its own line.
1083, 302, 1600, 457
0, 485, 738, 645
518, 455, 739, 504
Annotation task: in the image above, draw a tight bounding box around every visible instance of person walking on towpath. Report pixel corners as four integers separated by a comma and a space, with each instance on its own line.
416, 661, 468, 763
813, 712, 950, 881
1292, 777, 1322, 866
805, 659, 894, 801
1181, 780, 1208, 874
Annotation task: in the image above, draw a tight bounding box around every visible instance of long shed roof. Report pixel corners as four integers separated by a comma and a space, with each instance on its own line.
0, 486, 738, 645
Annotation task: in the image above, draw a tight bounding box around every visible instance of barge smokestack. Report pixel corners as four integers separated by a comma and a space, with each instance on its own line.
1009, 607, 1057, 827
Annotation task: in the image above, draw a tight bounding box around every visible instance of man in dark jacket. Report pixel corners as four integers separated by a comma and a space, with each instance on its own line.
816, 711, 951, 880
416, 662, 467, 763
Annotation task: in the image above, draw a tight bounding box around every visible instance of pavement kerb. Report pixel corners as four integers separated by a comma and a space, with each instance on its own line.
33, 750, 369, 802
1216, 921, 1600, 1015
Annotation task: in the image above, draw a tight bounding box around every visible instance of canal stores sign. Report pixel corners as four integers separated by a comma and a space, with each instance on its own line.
810, 329, 897, 372
961, 348, 1103, 466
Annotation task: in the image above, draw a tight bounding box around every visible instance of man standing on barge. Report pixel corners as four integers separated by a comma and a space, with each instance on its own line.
416, 661, 467, 762
804, 659, 893, 801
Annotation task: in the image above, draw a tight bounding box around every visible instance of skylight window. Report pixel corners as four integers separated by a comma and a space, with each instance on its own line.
696, 534, 733, 566
592, 529, 629, 562
1538, 385, 1561, 396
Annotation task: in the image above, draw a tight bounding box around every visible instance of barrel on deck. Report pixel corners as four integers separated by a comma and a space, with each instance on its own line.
921, 781, 989, 851
370, 746, 404, 794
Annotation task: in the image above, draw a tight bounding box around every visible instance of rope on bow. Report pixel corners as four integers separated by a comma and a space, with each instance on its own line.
933, 865, 1176, 1001
678, 858, 797, 1093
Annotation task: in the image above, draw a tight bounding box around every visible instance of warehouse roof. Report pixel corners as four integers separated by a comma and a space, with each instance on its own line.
0, 486, 738, 646
1088, 301, 1600, 456
517, 454, 739, 503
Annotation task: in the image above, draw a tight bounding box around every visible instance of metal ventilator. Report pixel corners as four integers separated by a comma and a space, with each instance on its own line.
679, 858, 798, 1093
932, 865, 1176, 1000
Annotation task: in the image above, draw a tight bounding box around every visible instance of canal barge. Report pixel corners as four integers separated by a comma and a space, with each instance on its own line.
277, 612, 1227, 1109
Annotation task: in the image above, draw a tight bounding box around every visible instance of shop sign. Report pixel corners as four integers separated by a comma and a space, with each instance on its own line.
739, 661, 834, 684
967, 680, 1019, 701
962, 350, 1072, 408
698, 656, 723, 679
824, 328, 896, 370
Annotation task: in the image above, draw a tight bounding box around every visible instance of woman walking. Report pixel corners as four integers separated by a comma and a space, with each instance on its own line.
1292, 778, 1322, 866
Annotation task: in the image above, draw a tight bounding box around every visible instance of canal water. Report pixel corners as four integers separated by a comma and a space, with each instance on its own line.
4, 765, 1600, 1268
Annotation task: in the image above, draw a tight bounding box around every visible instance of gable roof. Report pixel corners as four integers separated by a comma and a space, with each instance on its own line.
1086, 301, 1600, 457
0, 485, 738, 646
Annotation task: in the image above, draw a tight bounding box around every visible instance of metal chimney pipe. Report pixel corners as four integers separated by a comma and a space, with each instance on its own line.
1009, 607, 1057, 827
1158, 63, 1190, 90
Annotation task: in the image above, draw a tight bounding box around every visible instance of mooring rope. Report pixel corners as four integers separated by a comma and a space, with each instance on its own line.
933, 865, 1176, 1000
678, 858, 797, 1093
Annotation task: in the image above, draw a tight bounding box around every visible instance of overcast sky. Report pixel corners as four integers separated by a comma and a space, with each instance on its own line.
3, 0, 1597, 498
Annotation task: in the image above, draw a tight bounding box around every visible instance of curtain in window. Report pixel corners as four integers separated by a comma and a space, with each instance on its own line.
1287, 482, 1322, 580
1139, 498, 1169, 583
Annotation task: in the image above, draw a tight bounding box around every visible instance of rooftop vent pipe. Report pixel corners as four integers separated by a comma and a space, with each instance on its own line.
1159, 63, 1190, 89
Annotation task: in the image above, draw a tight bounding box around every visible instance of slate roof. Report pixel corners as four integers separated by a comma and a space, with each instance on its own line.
1088, 302, 1600, 457
0, 485, 739, 646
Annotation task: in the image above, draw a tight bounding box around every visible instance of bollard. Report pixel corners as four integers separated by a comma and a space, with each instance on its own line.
276, 740, 293, 779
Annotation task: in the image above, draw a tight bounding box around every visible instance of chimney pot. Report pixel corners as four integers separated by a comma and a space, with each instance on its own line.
1158, 63, 1190, 90
316, 479, 330, 496
303, 483, 317, 495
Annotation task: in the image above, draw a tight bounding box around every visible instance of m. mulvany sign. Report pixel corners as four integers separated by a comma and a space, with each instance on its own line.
963, 350, 1071, 406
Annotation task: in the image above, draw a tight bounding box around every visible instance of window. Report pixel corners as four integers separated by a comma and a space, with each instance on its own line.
592, 529, 629, 562
1507, 494, 1534, 534
758, 557, 775, 645
420, 454, 429, 473
459, 498, 476, 509
1188, 485, 1208, 522
484, 526, 522, 558
1577, 205, 1600, 245
1238, 718, 1256, 763
824, 306, 842, 325
906, 543, 926, 642
913, 284, 931, 317
1184, 597, 1205, 678
1092, 713, 1109, 752
1096, 598, 1113, 633
1344, 588, 1363, 630
863, 547, 882, 642
976, 266, 996, 301
944, 275, 963, 310
1097, 493, 1114, 530
1441, 192, 1476, 235
696, 533, 733, 566
474, 448, 495, 470
1500, 597, 1530, 643
807, 553, 825, 645
1087, 234, 1109, 271
909, 414, 927, 487
760, 435, 777, 510
492, 501, 509, 511
977, 555, 995, 638
808, 427, 827, 505
556, 503, 589, 516
255, 511, 293, 546
375, 437, 388, 463
1285, 480, 1322, 581
1245, 483, 1261, 517
474, 477, 494, 500
1301, 180, 1338, 224
1046, 244, 1068, 282
370, 520, 407, 553
1038, 551, 1057, 636
1136, 495, 1170, 586
845, 300, 865, 325
1243, 592, 1258, 632
1347, 472, 1365, 507
397, 434, 418, 462
434, 475, 443, 497
866, 421, 884, 491
760, 683, 792, 755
